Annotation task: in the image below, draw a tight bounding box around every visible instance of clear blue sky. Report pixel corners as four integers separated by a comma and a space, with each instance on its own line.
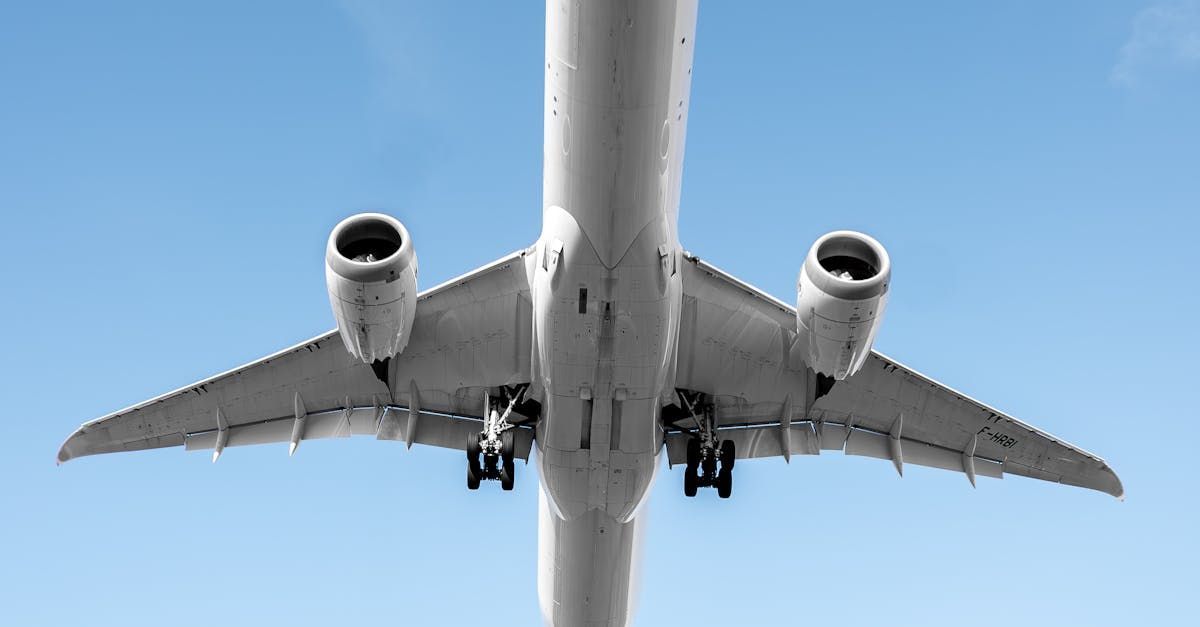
2, 1, 1198, 625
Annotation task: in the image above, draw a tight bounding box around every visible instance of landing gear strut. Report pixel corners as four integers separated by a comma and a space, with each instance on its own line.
678, 392, 735, 499
466, 390, 520, 491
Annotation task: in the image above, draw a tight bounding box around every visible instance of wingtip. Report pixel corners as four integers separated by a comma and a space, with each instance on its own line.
1103, 464, 1125, 501
56, 429, 83, 466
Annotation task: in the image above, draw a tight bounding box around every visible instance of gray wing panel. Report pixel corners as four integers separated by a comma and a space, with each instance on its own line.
813, 352, 1124, 498
674, 253, 1123, 498
675, 253, 811, 427
390, 250, 534, 414
58, 250, 535, 463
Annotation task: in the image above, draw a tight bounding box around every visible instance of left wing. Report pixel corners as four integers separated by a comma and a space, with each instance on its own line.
670, 253, 1123, 498
58, 250, 537, 464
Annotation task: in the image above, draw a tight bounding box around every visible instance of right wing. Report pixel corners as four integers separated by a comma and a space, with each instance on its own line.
58, 249, 537, 464
670, 253, 1123, 498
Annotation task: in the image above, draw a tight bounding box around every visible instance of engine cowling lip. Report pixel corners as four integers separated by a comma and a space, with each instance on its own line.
325, 213, 415, 284
802, 230, 890, 301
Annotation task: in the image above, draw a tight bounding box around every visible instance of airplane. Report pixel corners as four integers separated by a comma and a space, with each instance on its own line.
57, 1, 1123, 625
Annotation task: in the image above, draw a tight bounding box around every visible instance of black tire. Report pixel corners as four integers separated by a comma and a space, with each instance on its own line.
716, 468, 732, 499
686, 438, 701, 469
684, 469, 698, 497
720, 439, 736, 470
501, 430, 515, 462
466, 433, 483, 483
500, 457, 515, 491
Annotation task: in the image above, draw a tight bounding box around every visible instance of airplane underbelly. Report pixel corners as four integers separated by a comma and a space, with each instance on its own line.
532, 206, 677, 523
538, 489, 645, 627
534, 0, 697, 624
535, 0, 693, 523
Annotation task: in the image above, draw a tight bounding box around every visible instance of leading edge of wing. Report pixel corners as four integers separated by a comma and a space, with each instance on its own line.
57, 249, 533, 465
682, 252, 1124, 500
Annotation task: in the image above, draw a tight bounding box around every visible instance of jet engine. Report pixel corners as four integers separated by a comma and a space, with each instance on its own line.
325, 213, 418, 363
796, 230, 890, 380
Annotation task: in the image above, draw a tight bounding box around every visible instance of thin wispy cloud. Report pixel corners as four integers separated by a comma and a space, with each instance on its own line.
339, 0, 435, 112
1112, 0, 1200, 87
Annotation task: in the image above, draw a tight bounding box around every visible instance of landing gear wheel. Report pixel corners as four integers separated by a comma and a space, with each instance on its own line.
499, 430, 516, 491
467, 432, 481, 460
500, 457, 515, 491
466, 433, 482, 490
686, 438, 701, 468
717, 468, 733, 499
720, 439, 736, 470
684, 469, 698, 497
501, 430, 515, 461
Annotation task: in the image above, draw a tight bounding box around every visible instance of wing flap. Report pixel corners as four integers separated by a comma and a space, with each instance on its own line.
665, 421, 1003, 480
664, 425, 821, 465
842, 429, 1003, 478
183, 408, 373, 451
183, 406, 536, 460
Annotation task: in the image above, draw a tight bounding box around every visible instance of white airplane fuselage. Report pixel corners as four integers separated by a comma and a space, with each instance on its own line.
531, 1, 698, 624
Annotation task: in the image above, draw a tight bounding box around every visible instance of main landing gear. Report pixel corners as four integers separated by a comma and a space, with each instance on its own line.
466, 391, 519, 491
678, 392, 736, 499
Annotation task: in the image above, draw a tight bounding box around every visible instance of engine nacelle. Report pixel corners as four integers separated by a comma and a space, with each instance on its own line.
796, 230, 890, 380
325, 213, 418, 363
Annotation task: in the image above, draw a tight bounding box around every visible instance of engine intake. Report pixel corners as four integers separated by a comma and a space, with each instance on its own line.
796, 230, 890, 380
326, 213, 418, 363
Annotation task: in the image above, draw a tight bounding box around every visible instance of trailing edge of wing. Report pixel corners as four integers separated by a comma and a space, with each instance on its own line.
663, 420, 1124, 499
